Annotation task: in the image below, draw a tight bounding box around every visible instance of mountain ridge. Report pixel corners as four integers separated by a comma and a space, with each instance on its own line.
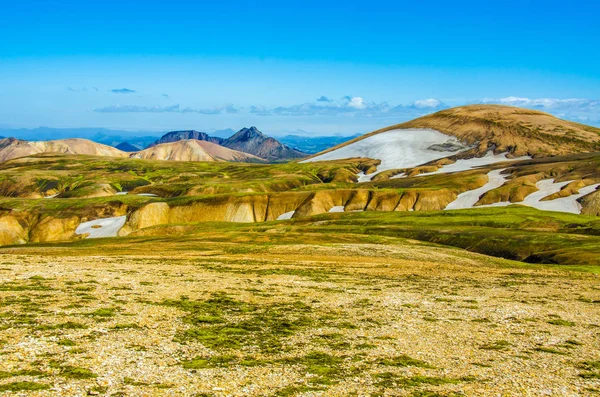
223, 126, 306, 161
149, 130, 224, 147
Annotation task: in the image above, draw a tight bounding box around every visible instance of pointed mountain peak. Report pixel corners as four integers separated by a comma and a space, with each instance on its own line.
235, 126, 266, 139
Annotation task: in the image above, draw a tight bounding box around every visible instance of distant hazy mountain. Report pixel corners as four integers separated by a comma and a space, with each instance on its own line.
279, 134, 361, 154
223, 127, 306, 161
0, 127, 161, 150
115, 142, 141, 152
149, 130, 224, 147
0, 126, 358, 158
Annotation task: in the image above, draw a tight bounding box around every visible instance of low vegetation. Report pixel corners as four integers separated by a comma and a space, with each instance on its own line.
0, 221, 598, 395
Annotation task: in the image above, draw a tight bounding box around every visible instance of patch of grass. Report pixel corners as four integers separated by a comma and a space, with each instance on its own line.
182, 355, 238, 369
409, 391, 463, 397
377, 354, 434, 368
547, 318, 575, 326
374, 373, 474, 388
398, 375, 476, 387
0, 382, 50, 392
91, 386, 108, 394
0, 369, 47, 379
578, 360, 600, 379
282, 352, 344, 385
356, 342, 376, 349
471, 362, 492, 368
59, 366, 97, 379
57, 339, 76, 346
580, 361, 600, 370
52, 321, 88, 330
124, 377, 149, 386
534, 347, 567, 355
111, 323, 141, 330
168, 294, 313, 352
89, 307, 117, 317
480, 340, 510, 351
272, 385, 321, 396
580, 372, 600, 379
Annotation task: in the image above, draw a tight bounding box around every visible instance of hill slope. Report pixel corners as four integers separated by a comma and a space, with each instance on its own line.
309, 105, 600, 161
223, 127, 306, 161
304, 105, 600, 179
131, 139, 264, 162
0, 137, 128, 162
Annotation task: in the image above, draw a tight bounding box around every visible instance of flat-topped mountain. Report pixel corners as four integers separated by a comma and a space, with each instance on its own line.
149, 130, 223, 147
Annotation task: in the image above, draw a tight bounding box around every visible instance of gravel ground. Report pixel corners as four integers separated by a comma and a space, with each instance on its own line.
0, 240, 599, 397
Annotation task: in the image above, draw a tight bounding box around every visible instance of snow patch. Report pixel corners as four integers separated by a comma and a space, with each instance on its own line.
521, 180, 600, 214
420, 152, 531, 177
474, 179, 600, 214
75, 216, 127, 239
522, 179, 572, 204
302, 128, 467, 180
356, 172, 372, 183
445, 169, 508, 210
328, 206, 345, 213
277, 211, 295, 220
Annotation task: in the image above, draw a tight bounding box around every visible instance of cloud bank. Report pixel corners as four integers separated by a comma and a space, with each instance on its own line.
250, 96, 446, 117
92, 95, 599, 125
94, 104, 239, 115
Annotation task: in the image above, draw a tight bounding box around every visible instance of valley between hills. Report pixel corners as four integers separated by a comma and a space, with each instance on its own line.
0, 105, 599, 396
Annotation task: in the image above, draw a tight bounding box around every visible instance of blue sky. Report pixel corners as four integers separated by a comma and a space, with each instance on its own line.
1, 0, 599, 136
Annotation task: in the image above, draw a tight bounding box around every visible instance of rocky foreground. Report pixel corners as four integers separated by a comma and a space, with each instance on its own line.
0, 236, 599, 396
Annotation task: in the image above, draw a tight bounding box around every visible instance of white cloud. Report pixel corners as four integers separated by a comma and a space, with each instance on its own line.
410, 98, 442, 109
90, 95, 600, 126
250, 96, 445, 117
346, 96, 367, 109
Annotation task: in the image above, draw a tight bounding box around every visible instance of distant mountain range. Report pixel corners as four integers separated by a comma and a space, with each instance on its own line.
0, 126, 308, 162
279, 134, 361, 154
151, 127, 305, 161
0, 126, 360, 158
0, 127, 161, 150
